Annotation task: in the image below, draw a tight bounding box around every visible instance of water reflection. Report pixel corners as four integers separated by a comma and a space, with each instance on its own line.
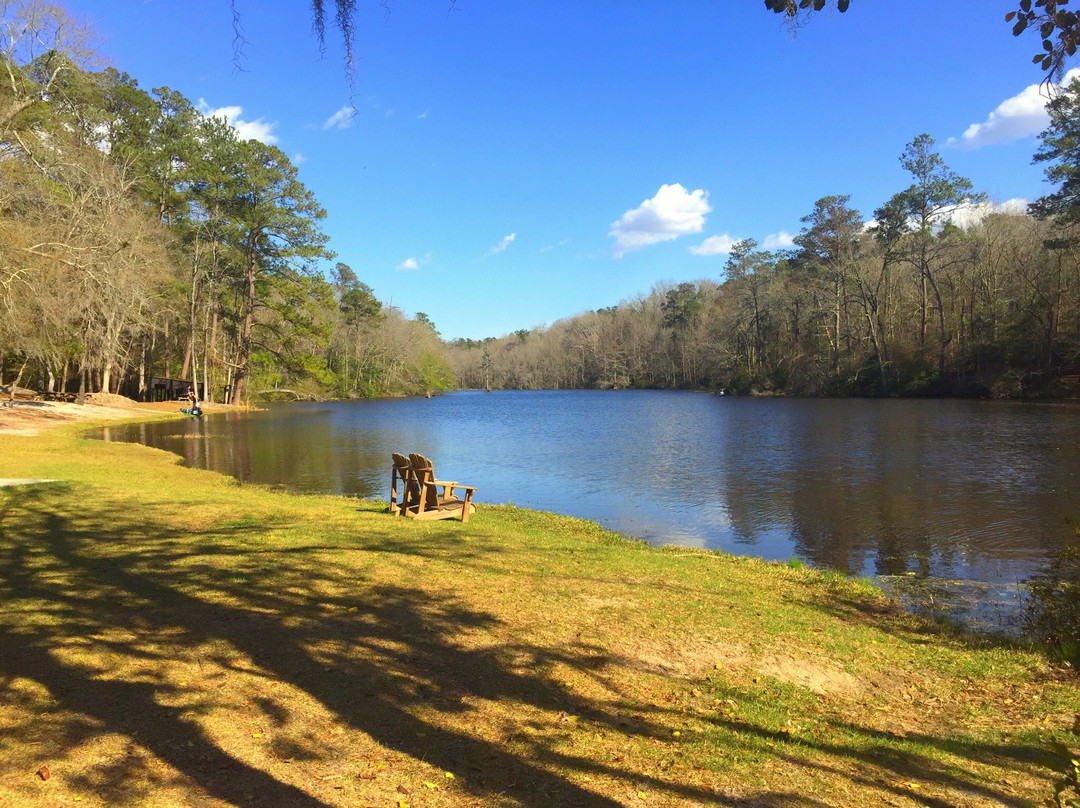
96, 392, 1080, 588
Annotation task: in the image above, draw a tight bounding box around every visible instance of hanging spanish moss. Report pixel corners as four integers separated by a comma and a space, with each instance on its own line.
311, 0, 358, 88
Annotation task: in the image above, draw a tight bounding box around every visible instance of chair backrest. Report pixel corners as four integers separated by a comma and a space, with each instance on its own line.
391, 452, 419, 508
408, 453, 440, 509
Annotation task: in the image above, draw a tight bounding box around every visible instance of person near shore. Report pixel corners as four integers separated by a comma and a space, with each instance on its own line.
185, 386, 202, 417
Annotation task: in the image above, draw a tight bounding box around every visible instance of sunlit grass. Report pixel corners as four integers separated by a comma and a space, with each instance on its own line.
0, 420, 1077, 807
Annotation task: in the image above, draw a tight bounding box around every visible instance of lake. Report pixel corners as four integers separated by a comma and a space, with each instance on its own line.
98, 391, 1080, 621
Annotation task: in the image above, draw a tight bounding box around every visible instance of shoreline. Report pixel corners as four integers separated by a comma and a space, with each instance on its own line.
0, 396, 244, 436
2, 396, 1035, 640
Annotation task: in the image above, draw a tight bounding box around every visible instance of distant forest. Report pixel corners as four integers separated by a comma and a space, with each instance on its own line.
450, 198, 1080, 398
2, 3, 1079, 402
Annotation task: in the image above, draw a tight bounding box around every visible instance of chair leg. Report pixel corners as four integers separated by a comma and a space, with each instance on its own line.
460, 490, 474, 524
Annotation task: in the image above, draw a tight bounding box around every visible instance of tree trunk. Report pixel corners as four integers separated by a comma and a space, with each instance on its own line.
180, 336, 192, 381
231, 246, 258, 405
76, 359, 87, 405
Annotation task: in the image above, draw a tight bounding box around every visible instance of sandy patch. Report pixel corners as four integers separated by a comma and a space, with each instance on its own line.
0, 398, 221, 436
620, 637, 862, 696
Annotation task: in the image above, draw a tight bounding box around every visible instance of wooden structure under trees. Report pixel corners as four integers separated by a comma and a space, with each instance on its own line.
149, 378, 203, 402
388, 452, 476, 523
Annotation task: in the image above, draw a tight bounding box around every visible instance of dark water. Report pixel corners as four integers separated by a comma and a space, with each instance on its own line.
97, 391, 1080, 595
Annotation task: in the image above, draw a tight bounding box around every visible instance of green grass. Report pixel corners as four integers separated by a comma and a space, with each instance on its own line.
0, 418, 1078, 808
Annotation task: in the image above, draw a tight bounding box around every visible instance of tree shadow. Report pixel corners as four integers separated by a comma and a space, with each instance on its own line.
1, 484, 702, 806
0, 482, 1068, 807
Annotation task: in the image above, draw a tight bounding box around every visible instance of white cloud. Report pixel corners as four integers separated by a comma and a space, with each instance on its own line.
609, 183, 711, 258
762, 231, 795, 250
197, 100, 277, 144
689, 234, 738, 256
540, 239, 571, 253
488, 233, 517, 255
994, 198, 1030, 214
395, 253, 432, 272
938, 198, 1030, 228
863, 198, 1030, 233
323, 105, 355, 130
948, 68, 1080, 150
292, 152, 307, 165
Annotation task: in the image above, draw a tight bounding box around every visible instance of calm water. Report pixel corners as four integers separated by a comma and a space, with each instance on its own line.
97, 391, 1080, 588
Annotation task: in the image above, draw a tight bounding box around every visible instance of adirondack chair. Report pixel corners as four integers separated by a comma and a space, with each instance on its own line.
404, 452, 477, 523
388, 452, 420, 515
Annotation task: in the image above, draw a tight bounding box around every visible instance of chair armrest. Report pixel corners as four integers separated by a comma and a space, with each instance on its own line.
422, 480, 476, 500
430, 478, 458, 497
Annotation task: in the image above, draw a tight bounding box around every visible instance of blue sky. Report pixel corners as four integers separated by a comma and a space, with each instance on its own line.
63, 1, 1068, 341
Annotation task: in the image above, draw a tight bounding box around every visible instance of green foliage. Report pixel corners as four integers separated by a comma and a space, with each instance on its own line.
661, 283, 704, 333
414, 312, 438, 333
410, 351, 456, 394
6, 5, 1080, 405
726, 366, 754, 396
765, 1, 1071, 82
1033, 77, 1080, 223
895, 351, 940, 395
1023, 527, 1080, 666
1006, 1, 1080, 77
333, 262, 382, 323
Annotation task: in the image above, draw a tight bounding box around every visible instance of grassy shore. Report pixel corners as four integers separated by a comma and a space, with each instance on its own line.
1, 415, 1078, 808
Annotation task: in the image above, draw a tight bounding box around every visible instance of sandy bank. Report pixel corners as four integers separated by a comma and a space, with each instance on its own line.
0, 395, 231, 436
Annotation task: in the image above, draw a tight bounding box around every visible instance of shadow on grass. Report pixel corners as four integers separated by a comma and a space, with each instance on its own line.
0, 483, 1065, 807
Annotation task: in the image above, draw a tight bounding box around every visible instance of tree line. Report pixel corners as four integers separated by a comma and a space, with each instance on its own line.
1, 2, 453, 404
448, 130, 1080, 398
3, 2, 1079, 403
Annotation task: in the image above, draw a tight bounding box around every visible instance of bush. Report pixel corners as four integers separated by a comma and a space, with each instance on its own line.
1023, 525, 1080, 666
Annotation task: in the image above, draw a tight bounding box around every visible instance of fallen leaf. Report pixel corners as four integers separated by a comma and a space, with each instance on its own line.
37, 766, 50, 781
638, 791, 647, 799
444, 771, 455, 779
422, 781, 437, 790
